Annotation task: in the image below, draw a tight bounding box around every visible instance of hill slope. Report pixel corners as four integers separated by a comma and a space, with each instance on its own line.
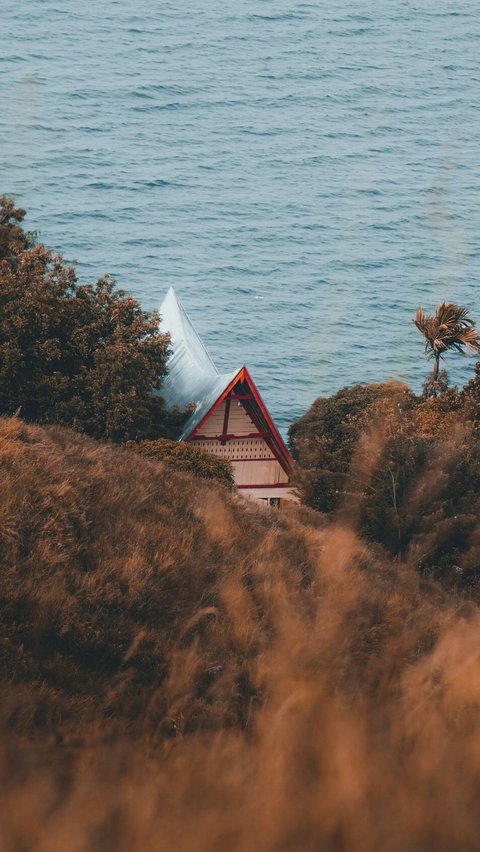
0, 418, 479, 851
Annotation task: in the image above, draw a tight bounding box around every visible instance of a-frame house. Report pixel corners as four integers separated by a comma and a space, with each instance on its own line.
160, 288, 297, 505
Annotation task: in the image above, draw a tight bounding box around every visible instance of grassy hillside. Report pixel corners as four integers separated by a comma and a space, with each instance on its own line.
1, 417, 480, 851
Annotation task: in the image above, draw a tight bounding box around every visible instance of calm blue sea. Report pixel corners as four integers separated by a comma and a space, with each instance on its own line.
2, 1, 480, 435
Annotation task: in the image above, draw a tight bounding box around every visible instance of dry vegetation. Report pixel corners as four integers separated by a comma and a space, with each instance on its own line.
289, 381, 480, 586
1, 416, 480, 850
128, 437, 234, 486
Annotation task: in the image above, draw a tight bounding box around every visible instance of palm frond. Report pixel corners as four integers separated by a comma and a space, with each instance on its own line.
413, 302, 480, 360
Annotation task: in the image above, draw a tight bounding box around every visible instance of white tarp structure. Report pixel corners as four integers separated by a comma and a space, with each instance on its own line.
160, 287, 239, 441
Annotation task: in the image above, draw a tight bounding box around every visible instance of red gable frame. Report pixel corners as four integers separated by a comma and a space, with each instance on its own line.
186, 367, 293, 475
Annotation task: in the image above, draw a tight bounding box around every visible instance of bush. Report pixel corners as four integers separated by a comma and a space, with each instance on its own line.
0, 195, 181, 442
289, 380, 480, 576
129, 438, 235, 486
288, 381, 416, 513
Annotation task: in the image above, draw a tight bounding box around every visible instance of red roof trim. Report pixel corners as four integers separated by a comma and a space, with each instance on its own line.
185, 368, 246, 440
228, 457, 277, 463
237, 483, 292, 489
185, 366, 293, 475
242, 367, 292, 472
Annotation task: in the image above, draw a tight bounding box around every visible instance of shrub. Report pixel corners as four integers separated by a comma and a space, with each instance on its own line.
129, 438, 235, 486
288, 381, 416, 513
288, 381, 480, 573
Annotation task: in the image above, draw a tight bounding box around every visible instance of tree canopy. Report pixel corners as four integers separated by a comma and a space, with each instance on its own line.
0, 195, 180, 442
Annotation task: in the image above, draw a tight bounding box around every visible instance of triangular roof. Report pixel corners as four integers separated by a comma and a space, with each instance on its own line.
159, 288, 292, 471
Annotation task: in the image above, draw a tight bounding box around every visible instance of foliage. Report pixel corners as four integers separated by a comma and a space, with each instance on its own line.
288, 381, 416, 513
3, 417, 480, 848
414, 302, 480, 389
128, 438, 235, 486
458, 361, 480, 433
421, 368, 449, 399
289, 379, 480, 572
0, 196, 28, 260
0, 195, 183, 442
414, 385, 462, 438
360, 431, 428, 555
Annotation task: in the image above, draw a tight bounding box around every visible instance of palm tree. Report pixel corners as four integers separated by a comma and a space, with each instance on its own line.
413, 302, 480, 390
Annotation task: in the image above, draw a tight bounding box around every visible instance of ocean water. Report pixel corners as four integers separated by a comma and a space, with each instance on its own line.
2, 1, 480, 435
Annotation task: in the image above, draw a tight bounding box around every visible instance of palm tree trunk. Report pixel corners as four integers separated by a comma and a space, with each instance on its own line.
433, 354, 440, 380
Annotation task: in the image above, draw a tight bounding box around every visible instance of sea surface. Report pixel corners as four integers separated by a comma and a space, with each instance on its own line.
2, 1, 480, 435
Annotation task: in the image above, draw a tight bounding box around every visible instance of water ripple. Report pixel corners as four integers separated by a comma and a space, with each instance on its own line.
2, 0, 480, 435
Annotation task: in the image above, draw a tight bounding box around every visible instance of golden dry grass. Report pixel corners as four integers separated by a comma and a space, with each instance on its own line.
0, 417, 479, 851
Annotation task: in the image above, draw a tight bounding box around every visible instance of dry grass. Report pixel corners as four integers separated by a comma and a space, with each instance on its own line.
0, 417, 479, 850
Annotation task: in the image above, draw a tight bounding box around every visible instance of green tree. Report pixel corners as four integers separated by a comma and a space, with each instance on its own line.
0, 195, 178, 442
414, 303, 480, 395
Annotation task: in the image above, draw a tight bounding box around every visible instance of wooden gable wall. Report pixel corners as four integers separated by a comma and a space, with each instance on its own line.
191, 398, 289, 488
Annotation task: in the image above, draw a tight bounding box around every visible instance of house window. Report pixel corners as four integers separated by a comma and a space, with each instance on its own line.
269, 498, 280, 508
